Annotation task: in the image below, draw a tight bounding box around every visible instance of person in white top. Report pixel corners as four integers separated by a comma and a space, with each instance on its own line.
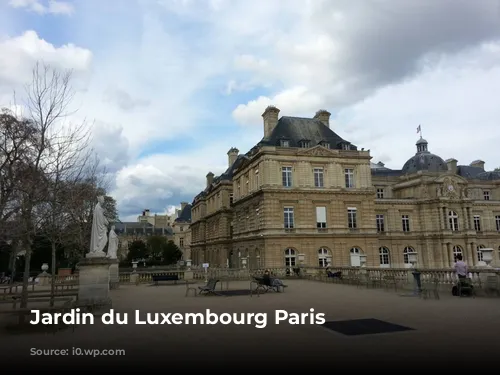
454, 254, 468, 280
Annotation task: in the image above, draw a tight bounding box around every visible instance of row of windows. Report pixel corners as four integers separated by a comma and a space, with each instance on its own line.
446, 210, 500, 232
279, 139, 351, 150
375, 189, 494, 200
282, 167, 355, 188
283, 207, 500, 232
284, 207, 412, 231
283, 245, 499, 267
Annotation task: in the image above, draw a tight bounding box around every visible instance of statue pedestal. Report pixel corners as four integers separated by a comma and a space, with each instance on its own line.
109, 263, 119, 289
77, 257, 117, 309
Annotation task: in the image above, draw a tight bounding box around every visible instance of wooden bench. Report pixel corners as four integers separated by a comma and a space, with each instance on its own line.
151, 273, 179, 285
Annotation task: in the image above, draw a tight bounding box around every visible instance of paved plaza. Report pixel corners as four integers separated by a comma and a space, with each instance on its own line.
0, 280, 498, 368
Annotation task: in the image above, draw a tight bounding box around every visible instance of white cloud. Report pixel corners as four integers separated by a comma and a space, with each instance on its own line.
8, 0, 74, 15
4, 0, 500, 220
0, 30, 92, 94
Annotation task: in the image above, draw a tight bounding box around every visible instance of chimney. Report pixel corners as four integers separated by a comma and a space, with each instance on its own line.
180, 201, 188, 211
262, 105, 280, 138
206, 172, 214, 188
470, 160, 485, 170
143, 209, 150, 216
227, 147, 239, 167
446, 158, 458, 174
314, 109, 331, 128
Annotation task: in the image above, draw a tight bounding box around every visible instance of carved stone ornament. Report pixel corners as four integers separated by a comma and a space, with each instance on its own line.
421, 184, 429, 198
442, 177, 458, 198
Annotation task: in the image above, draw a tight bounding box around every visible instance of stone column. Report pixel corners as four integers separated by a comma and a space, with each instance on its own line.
462, 207, 469, 229
446, 243, 452, 267
442, 243, 449, 267
438, 207, 444, 230
77, 257, 116, 310
468, 242, 476, 266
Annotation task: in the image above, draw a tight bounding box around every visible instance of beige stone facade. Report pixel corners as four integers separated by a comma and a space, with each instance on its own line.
172, 202, 192, 261
190, 106, 500, 269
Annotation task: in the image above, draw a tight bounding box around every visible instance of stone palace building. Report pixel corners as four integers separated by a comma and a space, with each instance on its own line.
189, 106, 500, 269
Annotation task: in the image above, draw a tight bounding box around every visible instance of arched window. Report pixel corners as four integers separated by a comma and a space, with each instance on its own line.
349, 247, 363, 267
452, 245, 463, 262
318, 248, 329, 267
284, 248, 296, 267
379, 247, 390, 267
477, 244, 485, 262
403, 246, 416, 265
448, 211, 459, 231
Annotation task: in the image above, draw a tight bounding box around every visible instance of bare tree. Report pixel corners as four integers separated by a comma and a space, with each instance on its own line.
14, 61, 94, 314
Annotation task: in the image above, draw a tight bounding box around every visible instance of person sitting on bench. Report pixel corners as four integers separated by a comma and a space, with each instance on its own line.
454, 254, 468, 280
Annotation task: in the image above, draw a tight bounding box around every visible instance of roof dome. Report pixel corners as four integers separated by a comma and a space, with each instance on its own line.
401, 137, 448, 175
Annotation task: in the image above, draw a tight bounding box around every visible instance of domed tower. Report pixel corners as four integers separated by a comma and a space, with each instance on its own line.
401, 137, 448, 175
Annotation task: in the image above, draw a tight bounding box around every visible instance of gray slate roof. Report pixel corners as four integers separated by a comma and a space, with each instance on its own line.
174, 204, 192, 223
258, 116, 357, 150
401, 138, 448, 175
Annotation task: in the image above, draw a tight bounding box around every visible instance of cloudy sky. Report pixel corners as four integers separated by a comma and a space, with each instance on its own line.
2, 0, 500, 221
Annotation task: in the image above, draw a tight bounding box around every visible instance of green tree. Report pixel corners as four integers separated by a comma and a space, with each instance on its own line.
127, 240, 148, 262
162, 240, 183, 265
147, 235, 167, 260
494, 167, 500, 172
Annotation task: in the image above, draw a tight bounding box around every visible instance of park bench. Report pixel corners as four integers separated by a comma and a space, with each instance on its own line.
198, 278, 222, 296
251, 276, 287, 294
151, 273, 179, 285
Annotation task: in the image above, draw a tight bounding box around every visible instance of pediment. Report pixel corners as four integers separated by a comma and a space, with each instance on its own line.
298, 145, 338, 157
434, 175, 468, 198
433, 174, 467, 184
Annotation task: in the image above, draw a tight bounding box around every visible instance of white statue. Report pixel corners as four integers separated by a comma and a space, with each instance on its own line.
89, 195, 109, 257
107, 225, 119, 260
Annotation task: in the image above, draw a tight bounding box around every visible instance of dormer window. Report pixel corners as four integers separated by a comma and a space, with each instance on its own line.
280, 140, 290, 147
299, 140, 310, 148
342, 143, 350, 150
319, 141, 330, 149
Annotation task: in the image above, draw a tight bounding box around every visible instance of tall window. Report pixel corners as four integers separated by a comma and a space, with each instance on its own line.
313, 168, 324, 187
282, 166, 292, 187
448, 211, 459, 231
318, 248, 329, 267
284, 207, 294, 229
347, 207, 357, 229
344, 168, 354, 188
483, 191, 490, 200
229, 193, 233, 205
316, 206, 327, 229
179, 238, 184, 247
452, 245, 462, 262
477, 244, 485, 262
402, 215, 410, 232
255, 170, 259, 190
379, 247, 390, 267
473, 215, 481, 231
403, 246, 416, 265
496, 215, 500, 231
376, 188, 384, 199
376, 214, 385, 232
284, 248, 296, 266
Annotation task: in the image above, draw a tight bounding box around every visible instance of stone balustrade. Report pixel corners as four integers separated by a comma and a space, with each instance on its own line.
48, 266, 499, 294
